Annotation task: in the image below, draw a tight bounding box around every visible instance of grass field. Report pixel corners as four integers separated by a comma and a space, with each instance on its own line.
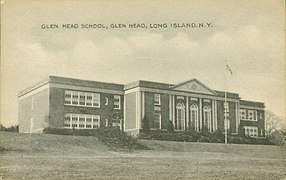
0, 132, 285, 180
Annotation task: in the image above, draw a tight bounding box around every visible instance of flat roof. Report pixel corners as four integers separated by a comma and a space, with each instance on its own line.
19, 76, 124, 97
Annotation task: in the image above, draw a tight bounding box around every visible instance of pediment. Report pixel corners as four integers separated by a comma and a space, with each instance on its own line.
172, 79, 217, 95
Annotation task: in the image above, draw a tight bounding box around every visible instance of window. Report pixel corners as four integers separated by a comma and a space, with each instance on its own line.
72, 114, 78, 128
79, 92, 86, 106
86, 115, 92, 129
154, 106, 161, 112
65, 91, 72, 104
64, 114, 100, 129
240, 109, 246, 120
203, 106, 212, 131
114, 95, 121, 109
64, 114, 71, 127
176, 103, 185, 130
72, 92, 79, 105
190, 104, 199, 131
104, 119, 109, 127
86, 93, 93, 106
154, 94, 161, 105
65, 90, 100, 108
244, 126, 258, 137
260, 113, 262, 119
93, 115, 100, 128
79, 114, 85, 128
93, 93, 100, 107
224, 102, 229, 113
248, 110, 257, 121
105, 97, 109, 105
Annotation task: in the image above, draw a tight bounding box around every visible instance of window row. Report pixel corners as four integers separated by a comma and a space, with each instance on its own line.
244, 126, 258, 137
240, 109, 257, 121
64, 90, 121, 109
64, 113, 100, 129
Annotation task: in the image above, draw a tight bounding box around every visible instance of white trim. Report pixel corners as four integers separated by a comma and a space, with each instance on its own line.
30, 117, 34, 133
124, 87, 140, 94
203, 99, 211, 103
19, 84, 50, 100
239, 105, 264, 111
31, 96, 34, 110
186, 96, 189, 129
199, 98, 202, 131
142, 91, 145, 119
138, 87, 240, 103
123, 94, 126, 131
212, 100, 215, 133
136, 92, 139, 129
169, 94, 172, 121
50, 83, 124, 95
172, 95, 175, 125
214, 100, 217, 131
138, 91, 142, 129
235, 102, 239, 134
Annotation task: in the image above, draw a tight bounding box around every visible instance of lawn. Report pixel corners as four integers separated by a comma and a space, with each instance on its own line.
0, 132, 285, 179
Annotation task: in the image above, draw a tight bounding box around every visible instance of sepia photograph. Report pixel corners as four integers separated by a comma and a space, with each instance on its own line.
1, 0, 285, 179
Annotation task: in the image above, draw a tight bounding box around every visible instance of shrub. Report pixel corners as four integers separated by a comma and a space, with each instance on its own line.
0, 125, 19, 132
167, 120, 174, 132
141, 115, 150, 133
138, 129, 274, 145
43, 127, 149, 151
268, 130, 285, 146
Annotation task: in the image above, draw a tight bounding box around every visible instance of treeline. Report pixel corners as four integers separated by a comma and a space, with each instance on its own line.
0, 124, 19, 132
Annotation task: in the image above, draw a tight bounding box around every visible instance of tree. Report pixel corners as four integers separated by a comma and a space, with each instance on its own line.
265, 110, 285, 138
141, 115, 150, 133
167, 120, 174, 132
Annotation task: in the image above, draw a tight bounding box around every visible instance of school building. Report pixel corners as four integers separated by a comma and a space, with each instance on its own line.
18, 76, 265, 137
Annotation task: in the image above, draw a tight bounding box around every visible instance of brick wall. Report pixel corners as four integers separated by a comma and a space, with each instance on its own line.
49, 87, 124, 128
18, 88, 49, 133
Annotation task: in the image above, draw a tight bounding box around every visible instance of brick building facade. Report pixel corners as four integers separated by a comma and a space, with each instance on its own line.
18, 76, 265, 138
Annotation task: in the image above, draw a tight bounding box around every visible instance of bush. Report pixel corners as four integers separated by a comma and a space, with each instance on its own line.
0, 125, 19, 132
141, 115, 150, 133
268, 130, 285, 146
138, 129, 274, 145
43, 127, 149, 151
167, 120, 174, 132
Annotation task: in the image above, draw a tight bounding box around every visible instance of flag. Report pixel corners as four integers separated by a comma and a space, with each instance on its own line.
226, 64, 233, 75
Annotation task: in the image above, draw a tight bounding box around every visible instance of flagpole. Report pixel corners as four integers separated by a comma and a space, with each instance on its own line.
224, 59, 228, 144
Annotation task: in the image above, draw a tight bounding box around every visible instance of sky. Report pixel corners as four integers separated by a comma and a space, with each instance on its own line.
1, 0, 285, 127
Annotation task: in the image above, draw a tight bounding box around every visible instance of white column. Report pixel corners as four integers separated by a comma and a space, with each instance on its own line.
212, 100, 215, 133
123, 94, 126, 131
169, 95, 172, 121
214, 100, 217, 131
186, 96, 189, 130
199, 98, 202, 131
142, 91, 145, 119
137, 91, 142, 129
172, 95, 175, 128
235, 102, 239, 134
